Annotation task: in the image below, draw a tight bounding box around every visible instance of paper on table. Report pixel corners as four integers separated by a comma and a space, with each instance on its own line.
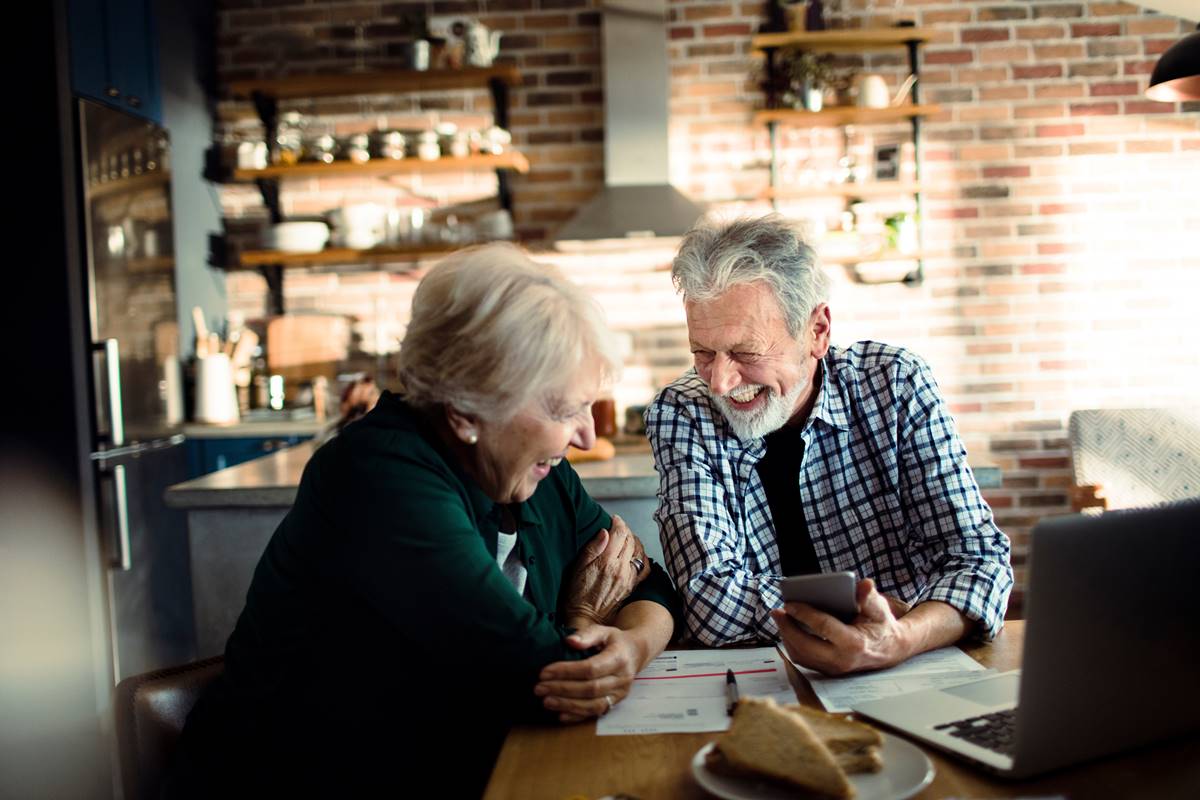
789, 646, 992, 713
596, 647, 796, 736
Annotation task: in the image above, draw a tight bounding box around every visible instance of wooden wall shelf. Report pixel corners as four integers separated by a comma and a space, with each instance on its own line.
224, 65, 523, 313
755, 27, 935, 285
764, 181, 922, 200
754, 104, 940, 127
227, 66, 522, 100
820, 250, 924, 266
752, 27, 937, 53
231, 151, 530, 181
235, 244, 461, 269
86, 170, 171, 200
126, 255, 175, 273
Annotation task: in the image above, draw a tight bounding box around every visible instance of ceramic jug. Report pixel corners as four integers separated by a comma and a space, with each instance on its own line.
852, 74, 890, 108
463, 21, 502, 68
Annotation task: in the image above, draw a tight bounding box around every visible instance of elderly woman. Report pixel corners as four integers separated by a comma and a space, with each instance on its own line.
167, 245, 680, 797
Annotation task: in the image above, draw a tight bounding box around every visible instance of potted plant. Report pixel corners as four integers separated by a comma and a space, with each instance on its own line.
397, 11, 433, 70
781, 50, 835, 111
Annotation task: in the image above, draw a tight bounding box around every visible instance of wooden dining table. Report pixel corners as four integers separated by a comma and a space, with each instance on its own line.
483, 621, 1200, 799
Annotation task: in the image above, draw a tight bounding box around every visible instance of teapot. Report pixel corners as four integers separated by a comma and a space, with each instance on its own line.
463, 21, 502, 68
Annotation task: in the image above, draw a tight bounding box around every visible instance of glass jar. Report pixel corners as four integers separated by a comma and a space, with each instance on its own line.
302, 134, 337, 164
344, 133, 371, 164
481, 125, 511, 155
273, 112, 303, 166
237, 140, 269, 170
376, 130, 406, 160
447, 131, 470, 158
416, 130, 440, 162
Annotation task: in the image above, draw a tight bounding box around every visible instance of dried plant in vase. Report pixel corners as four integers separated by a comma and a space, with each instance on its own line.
781, 50, 836, 111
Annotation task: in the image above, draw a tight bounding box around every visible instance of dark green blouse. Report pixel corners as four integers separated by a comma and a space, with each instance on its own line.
170, 391, 679, 797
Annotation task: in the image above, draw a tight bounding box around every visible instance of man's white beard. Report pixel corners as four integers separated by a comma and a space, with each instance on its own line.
709, 380, 806, 441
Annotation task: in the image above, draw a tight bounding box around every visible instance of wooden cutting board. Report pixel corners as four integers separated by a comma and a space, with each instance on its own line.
265, 314, 351, 398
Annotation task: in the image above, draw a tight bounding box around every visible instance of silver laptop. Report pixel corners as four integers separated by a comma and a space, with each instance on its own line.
853, 499, 1200, 778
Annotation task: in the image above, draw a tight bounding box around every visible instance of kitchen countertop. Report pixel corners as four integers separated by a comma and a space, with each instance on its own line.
165, 440, 659, 509
165, 437, 1001, 510
182, 417, 328, 439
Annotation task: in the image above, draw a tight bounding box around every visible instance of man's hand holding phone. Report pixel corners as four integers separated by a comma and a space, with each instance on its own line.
771, 573, 914, 676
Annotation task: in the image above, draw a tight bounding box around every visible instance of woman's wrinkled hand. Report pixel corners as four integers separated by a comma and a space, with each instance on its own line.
564, 515, 649, 627
534, 625, 644, 723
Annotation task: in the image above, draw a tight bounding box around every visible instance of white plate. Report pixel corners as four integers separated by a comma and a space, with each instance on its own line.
691, 732, 934, 800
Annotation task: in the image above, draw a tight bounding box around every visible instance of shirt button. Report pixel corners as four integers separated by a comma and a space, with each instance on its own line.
528, 555, 536, 565
548, 612, 555, 620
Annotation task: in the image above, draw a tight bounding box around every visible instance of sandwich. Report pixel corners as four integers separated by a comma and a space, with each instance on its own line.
785, 703, 884, 774
704, 697, 884, 798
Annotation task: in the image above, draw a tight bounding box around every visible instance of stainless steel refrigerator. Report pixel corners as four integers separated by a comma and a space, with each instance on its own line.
78, 97, 195, 683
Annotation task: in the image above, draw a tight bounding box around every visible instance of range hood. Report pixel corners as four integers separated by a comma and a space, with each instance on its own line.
554, 0, 706, 249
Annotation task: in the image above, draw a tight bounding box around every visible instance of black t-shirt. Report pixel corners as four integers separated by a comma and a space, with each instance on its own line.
756, 424, 820, 577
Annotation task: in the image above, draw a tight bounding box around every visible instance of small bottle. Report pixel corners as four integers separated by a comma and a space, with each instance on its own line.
251, 347, 269, 409
591, 397, 617, 439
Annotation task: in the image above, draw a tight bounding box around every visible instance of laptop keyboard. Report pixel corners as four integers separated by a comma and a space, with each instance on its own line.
934, 708, 1016, 756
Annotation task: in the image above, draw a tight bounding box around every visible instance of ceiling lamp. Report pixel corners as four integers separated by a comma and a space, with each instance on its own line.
1146, 25, 1200, 102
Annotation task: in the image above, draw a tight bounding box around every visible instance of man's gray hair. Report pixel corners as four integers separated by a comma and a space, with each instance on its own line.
671, 214, 830, 336
397, 243, 621, 422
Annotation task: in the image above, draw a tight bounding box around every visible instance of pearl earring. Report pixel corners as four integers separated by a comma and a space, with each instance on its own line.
466, 431, 478, 445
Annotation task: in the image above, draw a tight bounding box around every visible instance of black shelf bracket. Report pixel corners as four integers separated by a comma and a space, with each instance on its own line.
488, 76, 510, 130
251, 90, 278, 168
763, 46, 780, 110
906, 39, 925, 287
249, 90, 287, 314
489, 75, 514, 214
260, 264, 285, 317
256, 177, 283, 225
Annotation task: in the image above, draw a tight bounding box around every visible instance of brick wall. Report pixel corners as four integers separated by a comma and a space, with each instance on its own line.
214, 0, 1200, 613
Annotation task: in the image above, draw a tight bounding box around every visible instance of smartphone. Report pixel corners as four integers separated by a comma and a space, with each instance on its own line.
779, 571, 859, 624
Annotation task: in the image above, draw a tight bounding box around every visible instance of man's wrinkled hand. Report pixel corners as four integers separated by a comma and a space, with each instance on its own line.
770, 577, 911, 675
534, 625, 644, 723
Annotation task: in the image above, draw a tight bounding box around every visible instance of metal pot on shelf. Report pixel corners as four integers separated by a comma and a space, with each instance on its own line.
328, 204, 389, 250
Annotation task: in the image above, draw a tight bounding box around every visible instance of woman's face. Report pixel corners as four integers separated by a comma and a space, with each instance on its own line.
470, 362, 601, 505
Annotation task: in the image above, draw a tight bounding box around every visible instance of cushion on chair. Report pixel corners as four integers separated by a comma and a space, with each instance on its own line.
1067, 407, 1200, 511
114, 656, 224, 800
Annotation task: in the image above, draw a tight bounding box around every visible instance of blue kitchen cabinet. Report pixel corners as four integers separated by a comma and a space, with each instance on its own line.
186, 435, 313, 478
66, 0, 162, 123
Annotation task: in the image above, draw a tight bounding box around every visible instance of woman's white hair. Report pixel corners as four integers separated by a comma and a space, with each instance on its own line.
397, 243, 621, 422
671, 214, 830, 336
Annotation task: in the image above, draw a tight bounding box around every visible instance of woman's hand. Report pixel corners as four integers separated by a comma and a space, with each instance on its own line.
534, 625, 645, 723
563, 515, 649, 627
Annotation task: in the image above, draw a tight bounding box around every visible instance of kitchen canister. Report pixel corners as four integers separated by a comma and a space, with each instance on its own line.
194, 353, 240, 424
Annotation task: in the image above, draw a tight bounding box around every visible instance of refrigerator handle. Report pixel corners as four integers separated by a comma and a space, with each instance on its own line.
95, 338, 125, 447
111, 464, 133, 571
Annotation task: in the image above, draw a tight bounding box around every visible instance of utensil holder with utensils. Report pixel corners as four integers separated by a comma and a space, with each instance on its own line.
194, 353, 239, 424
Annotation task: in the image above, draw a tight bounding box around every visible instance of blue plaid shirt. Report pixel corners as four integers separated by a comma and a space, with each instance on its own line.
646, 341, 1013, 646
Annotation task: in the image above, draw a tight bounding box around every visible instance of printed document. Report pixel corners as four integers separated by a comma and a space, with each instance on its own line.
596, 647, 796, 735
789, 645, 991, 712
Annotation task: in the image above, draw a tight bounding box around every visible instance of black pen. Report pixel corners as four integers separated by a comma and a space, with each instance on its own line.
725, 668, 739, 716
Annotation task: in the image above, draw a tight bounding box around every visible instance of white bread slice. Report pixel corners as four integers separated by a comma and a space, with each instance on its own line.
717, 697, 855, 798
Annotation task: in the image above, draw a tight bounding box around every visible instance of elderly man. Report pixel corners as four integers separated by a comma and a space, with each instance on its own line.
646, 215, 1012, 675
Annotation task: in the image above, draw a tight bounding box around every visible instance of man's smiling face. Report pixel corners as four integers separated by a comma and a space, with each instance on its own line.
685, 281, 830, 440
